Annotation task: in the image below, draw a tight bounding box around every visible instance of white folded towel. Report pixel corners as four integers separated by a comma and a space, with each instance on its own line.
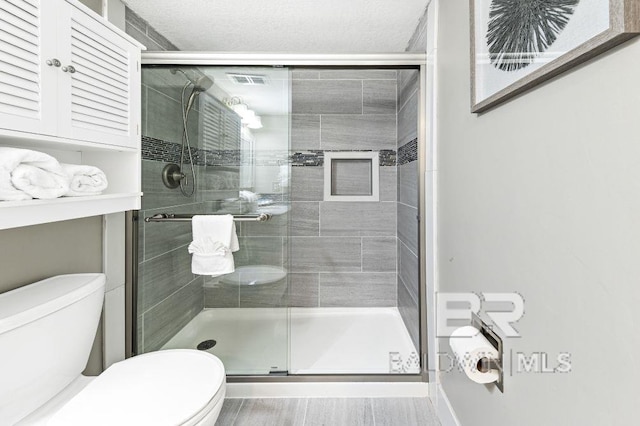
0, 147, 69, 200
61, 163, 108, 196
188, 215, 240, 277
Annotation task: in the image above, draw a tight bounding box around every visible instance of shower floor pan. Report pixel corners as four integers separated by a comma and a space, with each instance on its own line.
161, 307, 418, 376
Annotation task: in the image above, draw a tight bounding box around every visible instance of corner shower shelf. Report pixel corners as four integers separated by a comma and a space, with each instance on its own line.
0, 193, 142, 230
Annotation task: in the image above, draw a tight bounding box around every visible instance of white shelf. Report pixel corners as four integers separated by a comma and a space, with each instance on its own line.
0, 193, 142, 230
0, 129, 139, 153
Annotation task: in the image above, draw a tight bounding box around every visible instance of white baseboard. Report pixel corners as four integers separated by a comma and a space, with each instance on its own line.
226, 382, 429, 399
433, 383, 460, 426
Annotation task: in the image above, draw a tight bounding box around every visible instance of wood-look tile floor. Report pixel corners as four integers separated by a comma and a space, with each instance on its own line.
215, 398, 440, 426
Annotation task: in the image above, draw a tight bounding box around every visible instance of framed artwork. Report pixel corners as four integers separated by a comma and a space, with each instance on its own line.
471, 0, 640, 113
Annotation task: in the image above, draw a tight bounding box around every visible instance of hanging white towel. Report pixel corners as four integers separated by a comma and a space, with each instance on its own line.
61, 163, 108, 196
188, 215, 239, 277
0, 147, 69, 201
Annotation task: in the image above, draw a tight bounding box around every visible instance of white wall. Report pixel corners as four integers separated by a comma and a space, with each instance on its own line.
435, 1, 640, 424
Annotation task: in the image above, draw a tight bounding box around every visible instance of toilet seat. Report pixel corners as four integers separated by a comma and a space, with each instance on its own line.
48, 349, 225, 426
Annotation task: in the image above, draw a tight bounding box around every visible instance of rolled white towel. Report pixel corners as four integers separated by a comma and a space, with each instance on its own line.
0, 147, 68, 201
61, 164, 108, 197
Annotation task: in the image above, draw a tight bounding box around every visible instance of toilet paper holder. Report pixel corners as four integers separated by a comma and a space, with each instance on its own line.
471, 313, 504, 393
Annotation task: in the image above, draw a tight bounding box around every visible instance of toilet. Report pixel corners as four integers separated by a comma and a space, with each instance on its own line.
0, 274, 226, 426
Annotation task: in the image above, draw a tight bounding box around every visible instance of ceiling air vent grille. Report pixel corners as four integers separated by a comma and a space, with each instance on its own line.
227, 73, 269, 85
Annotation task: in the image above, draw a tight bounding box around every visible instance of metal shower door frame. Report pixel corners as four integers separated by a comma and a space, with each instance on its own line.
132, 52, 430, 384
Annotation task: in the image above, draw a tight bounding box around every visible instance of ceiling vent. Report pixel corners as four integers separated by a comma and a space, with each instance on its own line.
227, 73, 269, 85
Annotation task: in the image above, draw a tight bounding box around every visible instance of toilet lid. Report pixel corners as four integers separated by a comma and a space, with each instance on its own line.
49, 349, 225, 426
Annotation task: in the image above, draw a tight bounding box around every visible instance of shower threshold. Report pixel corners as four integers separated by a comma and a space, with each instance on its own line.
161, 307, 418, 376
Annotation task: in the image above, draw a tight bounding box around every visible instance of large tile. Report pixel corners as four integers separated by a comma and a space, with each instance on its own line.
143, 277, 203, 352
379, 167, 397, 202
397, 202, 418, 255
291, 114, 321, 150
362, 237, 397, 272
320, 202, 396, 237
398, 279, 420, 352
304, 398, 373, 426
240, 212, 288, 237
399, 240, 419, 303
204, 278, 239, 308
319, 273, 396, 307
291, 167, 324, 201
240, 277, 288, 308
398, 90, 418, 147
142, 203, 206, 260
125, 22, 162, 51
141, 160, 200, 210
292, 80, 362, 114
233, 398, 307, 426
290, 202, 319, 236
291, 69, 319, 80
200, 167, 240, 191
214, 399, 243, 426
290, 237, 361, 273
288, 273, 319, 307
145, 87, 184, 144
398, 69, 419, 110
363, 80, 397, 115
139, 246, 194, 313
372, 398, 439, 426
399, 162, 419, 208
318, 70, 397, 80
142, 68, 187, 103
234, 237, 284, 267
321, 115, 396, 150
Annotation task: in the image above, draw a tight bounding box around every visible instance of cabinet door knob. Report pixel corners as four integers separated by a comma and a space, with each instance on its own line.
66, 65, 76, 74
46, 58, 61, 67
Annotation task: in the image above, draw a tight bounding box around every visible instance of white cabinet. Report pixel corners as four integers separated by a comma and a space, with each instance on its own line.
0, 0, 140, 149
0, 0, 143, 229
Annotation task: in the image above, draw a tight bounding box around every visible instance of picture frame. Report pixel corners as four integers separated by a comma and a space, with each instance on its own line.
471, 0, 640, 113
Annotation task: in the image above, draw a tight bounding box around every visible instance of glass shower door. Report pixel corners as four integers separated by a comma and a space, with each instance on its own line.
136, 65, 291, 375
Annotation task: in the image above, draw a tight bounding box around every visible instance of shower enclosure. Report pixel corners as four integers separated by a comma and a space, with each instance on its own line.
131, 53, 427, 380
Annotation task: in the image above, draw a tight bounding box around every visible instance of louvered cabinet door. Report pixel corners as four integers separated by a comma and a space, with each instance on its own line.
201, 99, 223, 151
59, 5, 139, 148
0, 0, 57, 136
223, 110, 241, 151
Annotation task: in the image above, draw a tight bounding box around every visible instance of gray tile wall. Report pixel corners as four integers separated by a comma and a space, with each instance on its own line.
128, 18, 245, 352
396, 69, 420, 351
289, 69, 398, 308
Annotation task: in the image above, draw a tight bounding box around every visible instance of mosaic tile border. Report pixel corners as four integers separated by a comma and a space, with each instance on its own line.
142, 136, 241, 167
143, 136, 398, 168
290, 150, 397, 167
398, 138, 418, 165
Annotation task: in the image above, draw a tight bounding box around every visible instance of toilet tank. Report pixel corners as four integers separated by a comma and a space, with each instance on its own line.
0, 273, 105, 425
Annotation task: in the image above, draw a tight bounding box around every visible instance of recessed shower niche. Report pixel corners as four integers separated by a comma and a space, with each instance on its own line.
324, 151, 380, 202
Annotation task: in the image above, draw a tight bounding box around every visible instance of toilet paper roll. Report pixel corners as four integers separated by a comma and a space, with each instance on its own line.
449, 326, 500, 384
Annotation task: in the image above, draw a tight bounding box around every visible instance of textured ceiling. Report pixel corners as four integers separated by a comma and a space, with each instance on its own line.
123, 0, 428, 52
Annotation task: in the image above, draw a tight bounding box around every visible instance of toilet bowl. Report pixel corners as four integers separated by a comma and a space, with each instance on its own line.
0, 274, 226, 426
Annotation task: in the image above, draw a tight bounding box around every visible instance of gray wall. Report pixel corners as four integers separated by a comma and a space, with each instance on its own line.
396, 69, 420, 351
436, 1, 640, 424
288, 69, 398, 308
0, 217, 104, 375
127, 11, 206, 353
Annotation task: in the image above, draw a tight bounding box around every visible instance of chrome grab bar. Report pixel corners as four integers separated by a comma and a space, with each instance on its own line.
144, 213, 272, 223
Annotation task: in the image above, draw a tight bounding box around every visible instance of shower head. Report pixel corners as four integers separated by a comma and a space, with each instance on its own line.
170, 68, 214, 93
192, 75, 214, 93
